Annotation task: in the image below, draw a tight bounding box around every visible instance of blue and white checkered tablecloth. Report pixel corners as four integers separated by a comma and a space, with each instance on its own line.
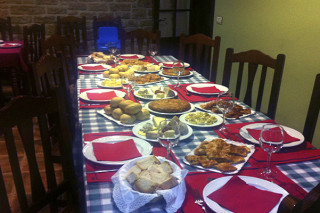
77, 56, 320, 213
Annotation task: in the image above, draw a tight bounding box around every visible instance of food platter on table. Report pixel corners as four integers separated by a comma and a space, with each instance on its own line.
159, 61, 190, 68
145, 101, 195, 116
97, 79, 123, 89
203, 175, 288, 213
78, 64, 112, 72
97, 109, 149, 127
79, 89, 126, 102
120, 54, 145, 60
186, 83, 228, 95
159, 70, 194, 78
82, 136, 152, 165
133, 86, 177, 100
132, 64, 162, 74
134, 74, 168, 85
239, 123, 305, 147
179, 112, 223, 128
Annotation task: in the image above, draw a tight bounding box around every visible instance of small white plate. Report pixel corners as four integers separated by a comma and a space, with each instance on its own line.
97, 109, 145, 127
132, 119, 193, 142
133, 87, 177, 100
183, 136, 255, 174
120, 54, 145, 60
134, 69, 161, 74
79, 89, 126, 102
145, 102, 195, 116
186, 83, 228, 95
97, 80, 123, 89
239, 123, 305, 147
203, 176, 288, 213
82, 136, 152, 165
0, 43, 22, 48
78, 64, 111, 72
159, 70, 194, 78
179, 112, 223, 128
159, 62, 190, 68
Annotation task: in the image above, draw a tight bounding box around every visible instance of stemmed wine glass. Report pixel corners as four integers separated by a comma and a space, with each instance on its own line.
107, 41, 118, 55
216, 92, 235, 131
259, 124, 284, 180
148, 43, 158, 57
157, 120, 180, 159
113, 49, 121, 66
121, 74, 136, 99
173, 61, 184, 88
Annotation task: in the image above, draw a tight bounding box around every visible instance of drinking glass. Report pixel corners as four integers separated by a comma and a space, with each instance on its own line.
121, 74, 136, 99
157, 120, 180, 159
112, 49, 121, 66
216, 92, 235, 131
259, 124, 284, 180
148, 43, 158, 57
173, 61, 184, 88
107, 41, 118, 55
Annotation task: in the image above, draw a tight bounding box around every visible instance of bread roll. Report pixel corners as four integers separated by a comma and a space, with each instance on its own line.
112, 108, 123, 120
109, 74, 120, 79
119, 100, 134, 110
109, 68, 119, 74
110, 97, 125, 108
124, 103, 142, 115
102, 71, 109, 78
125, 165, 141, 184
135, 109, 150, 120
104, 105, 113, 115
120, 114, 136, 124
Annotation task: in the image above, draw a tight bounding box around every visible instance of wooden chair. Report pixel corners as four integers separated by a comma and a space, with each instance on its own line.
0, 92, 78, 212
23, 24, 46, 63
278, 182, 320, 212
222, 48, 286, 119
57, 16, 88, 55
124, 29, 161, 55
303, 73, 320, 144
93, 15, 125, 53
0, 17, 13, 41
179, 34, 221, 82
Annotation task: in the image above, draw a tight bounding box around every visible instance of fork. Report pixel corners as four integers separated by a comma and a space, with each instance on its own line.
192, 189, 207, 213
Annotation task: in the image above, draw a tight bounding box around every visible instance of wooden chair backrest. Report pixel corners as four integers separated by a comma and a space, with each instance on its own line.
125, 29, 161, 55
0, 17, 13, 41
303, 73, 320, 143
179, 34, 221, 82
222, 48, 286, 119
23, 24, 46, 63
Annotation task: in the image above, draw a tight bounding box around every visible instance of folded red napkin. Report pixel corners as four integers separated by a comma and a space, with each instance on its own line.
152, 146, 182, 168
86, 91, 117, 100
121, 55, 139, 59
191, 86, 222, 94
84, 131, 133, 142
92, 139, 142, 161
208, 175, 283, 213
81, 65, 106, 70
246, 127, 300, 143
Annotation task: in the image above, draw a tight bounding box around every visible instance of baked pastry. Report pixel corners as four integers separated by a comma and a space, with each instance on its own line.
162, 68, 190, 76
149, 99, 191, 113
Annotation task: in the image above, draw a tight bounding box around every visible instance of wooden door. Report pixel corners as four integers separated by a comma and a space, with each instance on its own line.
153, 0, 215, 58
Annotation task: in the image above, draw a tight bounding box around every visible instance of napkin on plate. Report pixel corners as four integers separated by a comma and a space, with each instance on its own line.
246, 128, 300, 143
92, 139, 142, 161
86, 91, 117, 100
121, 55, 139, 59
81, 65, 106, 70
163, 62, 183, 67
208, 176, 283, 213
191, 86, 222, 94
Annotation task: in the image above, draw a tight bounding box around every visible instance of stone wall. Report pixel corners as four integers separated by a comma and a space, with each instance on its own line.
0, 0, 153, 51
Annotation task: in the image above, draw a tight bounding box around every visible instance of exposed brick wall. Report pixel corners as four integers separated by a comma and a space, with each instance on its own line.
0, 0, 153, 51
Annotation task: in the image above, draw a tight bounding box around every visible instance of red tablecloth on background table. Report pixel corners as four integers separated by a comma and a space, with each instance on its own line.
0, 41, 28, 72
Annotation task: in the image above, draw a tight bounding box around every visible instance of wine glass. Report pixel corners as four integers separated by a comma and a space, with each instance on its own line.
112, 49, 121, 66
148, 43, 158, 57
121, 74, 136, 99
216, 92, 235, 131
259, 124, 284, 180
107, 41, 118, 55
173, 61, 184, 88
157, 120, 180, 159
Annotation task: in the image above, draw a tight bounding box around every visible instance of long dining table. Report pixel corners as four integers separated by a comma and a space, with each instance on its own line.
76, 55, 320, 213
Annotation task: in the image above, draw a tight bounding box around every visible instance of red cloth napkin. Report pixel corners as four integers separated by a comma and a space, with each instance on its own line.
0, 43, 20, 48
78, 64, 105, 75
163, 62, 183, 67
92, 139, 142, 161
208, 175, 282, 213
86, 90, 117, 100
191, 86, 222, 94
81, 65, 106, 70
246, 128, 300, 143
152, 146, 182, 168
121, 55, 139, 59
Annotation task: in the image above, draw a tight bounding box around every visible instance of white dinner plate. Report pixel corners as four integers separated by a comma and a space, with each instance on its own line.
97, 109, 146, 127
133, 68, 161, 74
82, 136, 152, 165
120, 54, 145, 60
145, 102, 195, 116
159, 70, 194, 78
0, 43, 22, 48
78, 64, 111, 72
183, 136, 255, 174
203, 176, 288, 213
179, 112, 223, 128
159, 62, 190, 68
79, 89, 126, 102
186, 83, 228, 95
194, 101, 256, 120
132, 119, 193, 142
239, 123, 305, 147
133, 87, 177, 100
135, 76, 169, 86
97, 80, 123, 89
